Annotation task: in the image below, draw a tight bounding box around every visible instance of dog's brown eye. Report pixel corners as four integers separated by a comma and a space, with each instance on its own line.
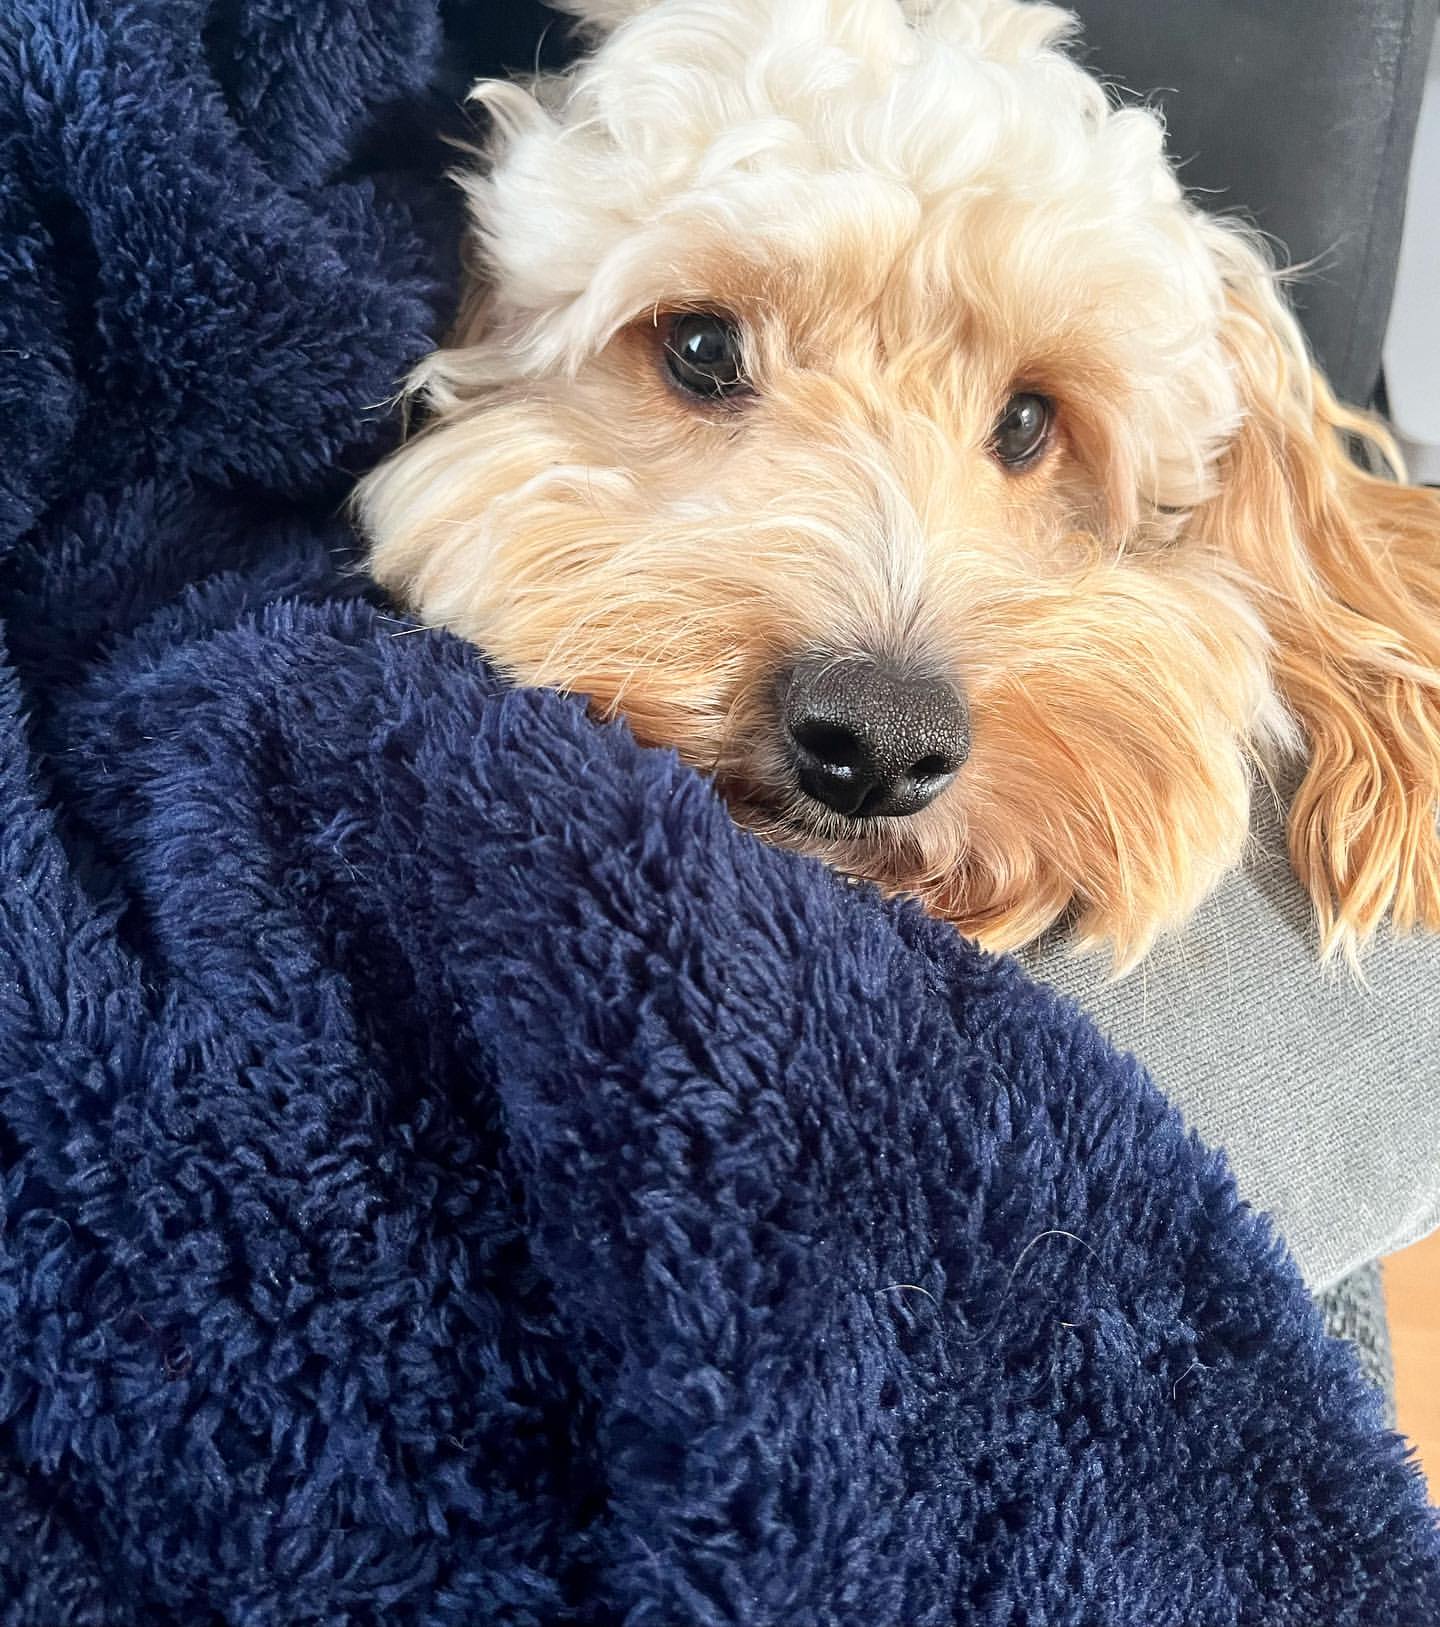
990, 392, 1053, 468
664, 311, 749, 401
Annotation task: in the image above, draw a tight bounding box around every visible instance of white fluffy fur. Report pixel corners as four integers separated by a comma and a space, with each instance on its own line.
436, 0, 1245, 503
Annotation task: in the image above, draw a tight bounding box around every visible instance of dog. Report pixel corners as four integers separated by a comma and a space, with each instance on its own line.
357, 0, 1440, 970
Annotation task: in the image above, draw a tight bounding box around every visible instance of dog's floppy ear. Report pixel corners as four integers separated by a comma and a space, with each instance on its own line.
1188, 225, 1440, 959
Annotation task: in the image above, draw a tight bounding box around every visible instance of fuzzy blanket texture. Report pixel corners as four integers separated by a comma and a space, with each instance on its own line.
1, 3, 1437, 1624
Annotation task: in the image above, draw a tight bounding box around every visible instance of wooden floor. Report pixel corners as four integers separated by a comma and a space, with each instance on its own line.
1384, 1229, 1440, 1496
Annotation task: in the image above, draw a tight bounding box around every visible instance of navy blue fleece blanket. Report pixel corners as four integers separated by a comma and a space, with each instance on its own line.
1, 4, 1437, 1624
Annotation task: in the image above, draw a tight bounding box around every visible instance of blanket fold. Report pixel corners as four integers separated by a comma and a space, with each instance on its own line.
1, 4, 1437, 1623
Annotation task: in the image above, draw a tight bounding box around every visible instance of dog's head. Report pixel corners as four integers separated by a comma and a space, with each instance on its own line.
359, 0, 1440, 967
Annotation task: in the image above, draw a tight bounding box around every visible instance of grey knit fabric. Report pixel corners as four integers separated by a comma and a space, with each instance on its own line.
1317, 1262, 1398, 1427
1023, 768, 1440, 1292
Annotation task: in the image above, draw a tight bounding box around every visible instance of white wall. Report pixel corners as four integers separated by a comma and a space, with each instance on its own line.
1384, 25, 1440, 483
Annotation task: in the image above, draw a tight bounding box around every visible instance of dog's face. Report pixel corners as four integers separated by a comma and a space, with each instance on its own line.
360, 0, 1440, 968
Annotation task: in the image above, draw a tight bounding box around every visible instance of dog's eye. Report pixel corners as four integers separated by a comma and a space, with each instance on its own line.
989, 392, 1053, 468
663, 311, 749, 401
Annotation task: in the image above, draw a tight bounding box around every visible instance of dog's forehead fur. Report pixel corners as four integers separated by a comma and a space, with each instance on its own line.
474, 0, 1241, 503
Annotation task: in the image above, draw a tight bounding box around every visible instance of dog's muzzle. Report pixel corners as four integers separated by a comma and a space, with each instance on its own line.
782, 655, 970, 820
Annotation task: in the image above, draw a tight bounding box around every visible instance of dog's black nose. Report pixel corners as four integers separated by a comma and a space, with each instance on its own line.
783, 657, 970, 819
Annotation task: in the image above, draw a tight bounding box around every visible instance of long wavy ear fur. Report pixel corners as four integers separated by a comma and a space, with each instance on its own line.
1190, 227, 1440, 960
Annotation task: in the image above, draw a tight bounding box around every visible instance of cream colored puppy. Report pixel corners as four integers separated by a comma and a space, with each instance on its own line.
359, 0, 1440, 969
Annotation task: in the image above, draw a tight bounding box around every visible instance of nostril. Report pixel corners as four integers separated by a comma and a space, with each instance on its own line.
791, 719, 865, 772
910, 753, 957, 781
